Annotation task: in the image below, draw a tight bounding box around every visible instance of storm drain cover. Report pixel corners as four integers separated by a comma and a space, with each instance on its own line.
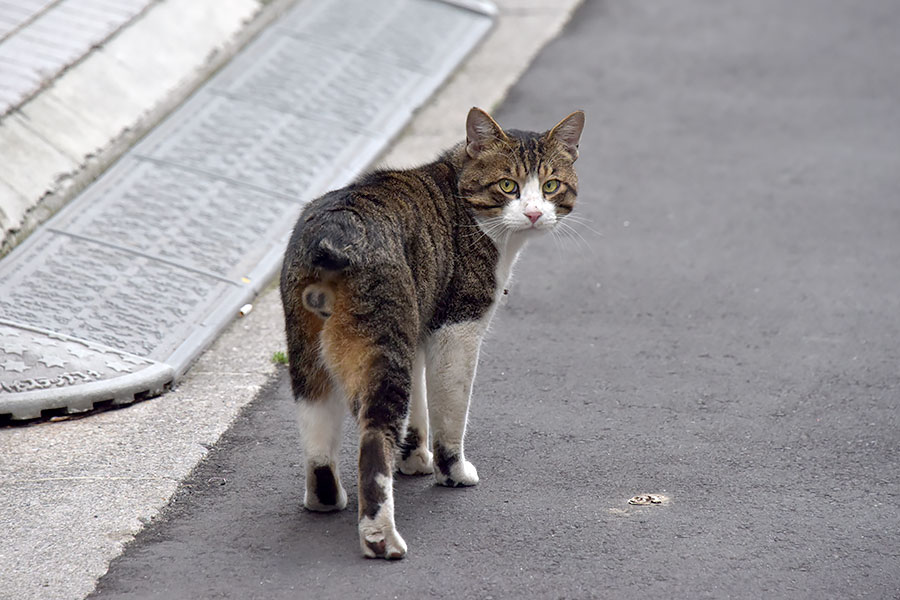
0, 0, 495, 421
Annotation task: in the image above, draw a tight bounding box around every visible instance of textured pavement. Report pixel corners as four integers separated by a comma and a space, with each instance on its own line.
89, 0, 900, 598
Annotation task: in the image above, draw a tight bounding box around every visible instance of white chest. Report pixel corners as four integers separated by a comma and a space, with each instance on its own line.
484, 234, 527, 325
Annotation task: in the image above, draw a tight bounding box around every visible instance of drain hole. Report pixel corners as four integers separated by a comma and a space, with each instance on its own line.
40, 406, 67, 420
134, 381, 173, 404
2, 380, 176, 426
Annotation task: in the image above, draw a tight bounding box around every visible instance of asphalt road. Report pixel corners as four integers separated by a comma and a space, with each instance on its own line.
90, 0, 900, 598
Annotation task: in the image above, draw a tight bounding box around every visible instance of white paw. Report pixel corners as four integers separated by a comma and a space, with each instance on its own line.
435, 458, 479, 487
304, 485, 347, 512
359, 519, 407, 560
303, 464, 347, 511
398, 447, 434, 476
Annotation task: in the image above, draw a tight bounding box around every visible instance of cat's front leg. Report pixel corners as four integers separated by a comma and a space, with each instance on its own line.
398, 347, 434, 475
425, 321, 484, 487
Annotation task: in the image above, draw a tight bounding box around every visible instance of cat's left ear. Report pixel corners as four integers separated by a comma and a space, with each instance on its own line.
547, 110, 585, 161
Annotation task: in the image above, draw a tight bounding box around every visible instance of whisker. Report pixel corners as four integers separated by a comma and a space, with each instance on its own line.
461, 218, 508, 246
555, 220, 594, 253
560, 214, 604, 237
549, 227, 565, 259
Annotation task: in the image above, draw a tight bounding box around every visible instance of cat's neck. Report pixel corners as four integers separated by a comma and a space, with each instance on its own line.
442, 142, 468, 173
481, 227, 528, 303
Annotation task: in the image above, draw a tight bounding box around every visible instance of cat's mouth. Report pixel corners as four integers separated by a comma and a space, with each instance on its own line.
514, 217, 557, 233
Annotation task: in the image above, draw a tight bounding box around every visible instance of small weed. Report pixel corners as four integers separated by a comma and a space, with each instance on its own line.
272, 351, 288, 365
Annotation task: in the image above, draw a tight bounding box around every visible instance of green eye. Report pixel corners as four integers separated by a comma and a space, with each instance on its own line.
498, 178, 518, 194
542, 179, 561, 194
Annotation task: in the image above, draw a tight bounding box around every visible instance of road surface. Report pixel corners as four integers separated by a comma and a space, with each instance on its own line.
91, 1, 900, 597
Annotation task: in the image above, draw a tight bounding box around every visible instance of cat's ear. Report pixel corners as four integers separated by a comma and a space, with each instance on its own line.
466, 107, 507, 159
547, 110, 585, 161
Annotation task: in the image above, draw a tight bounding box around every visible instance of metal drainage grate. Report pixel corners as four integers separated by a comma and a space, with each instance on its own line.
0, 0, 495, 421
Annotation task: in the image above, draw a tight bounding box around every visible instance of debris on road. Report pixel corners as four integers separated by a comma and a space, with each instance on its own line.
628, 494, 668, 506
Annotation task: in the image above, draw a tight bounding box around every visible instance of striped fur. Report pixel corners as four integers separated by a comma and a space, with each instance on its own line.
280, 107, 584, 559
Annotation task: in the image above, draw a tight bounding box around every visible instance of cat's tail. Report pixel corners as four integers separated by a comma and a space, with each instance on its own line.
292, 207, 367, 319
297, 205, 367, 272
298, 235, 351, 320
308, 237, 353, 272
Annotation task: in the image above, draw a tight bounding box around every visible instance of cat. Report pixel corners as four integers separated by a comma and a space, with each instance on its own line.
279, 107, 584, 559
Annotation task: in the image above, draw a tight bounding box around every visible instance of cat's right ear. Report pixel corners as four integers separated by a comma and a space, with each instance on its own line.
466, 107, 507, 159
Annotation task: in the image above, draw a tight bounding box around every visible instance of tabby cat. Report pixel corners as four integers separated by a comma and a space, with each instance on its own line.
280, 107, 585, 559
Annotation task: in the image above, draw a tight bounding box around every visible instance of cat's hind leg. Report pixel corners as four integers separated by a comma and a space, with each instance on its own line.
425, 321, 484, 487
320, 274, 417, 559
284, 278, 348, 512
397, 347, 434, 476
298, 389, 348, 511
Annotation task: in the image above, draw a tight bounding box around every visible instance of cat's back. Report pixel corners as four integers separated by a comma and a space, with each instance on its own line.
284, 159, 465, 277
346, 161, 461, 229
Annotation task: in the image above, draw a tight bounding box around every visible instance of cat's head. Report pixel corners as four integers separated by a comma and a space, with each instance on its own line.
458, 107, 585, 236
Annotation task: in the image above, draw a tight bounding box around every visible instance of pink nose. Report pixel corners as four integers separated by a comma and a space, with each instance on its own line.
525, 210, 542, 224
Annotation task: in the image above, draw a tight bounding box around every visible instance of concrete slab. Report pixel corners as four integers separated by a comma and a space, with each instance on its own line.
0, 113, 76, 200
15, 92, 110, 162
0, 0, 156, 116
0, 179, 29, 234
100, 0, 261, 100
